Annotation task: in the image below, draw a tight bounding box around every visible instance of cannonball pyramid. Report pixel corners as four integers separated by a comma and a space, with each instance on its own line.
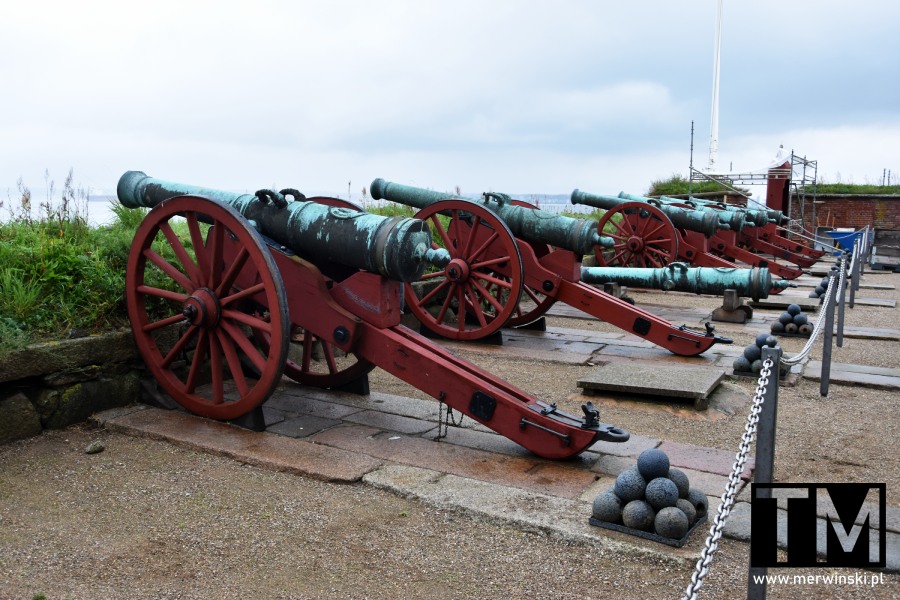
591, 448, 709, 543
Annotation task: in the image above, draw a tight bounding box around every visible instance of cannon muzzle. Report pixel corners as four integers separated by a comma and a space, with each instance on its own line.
580, 263, 774, 301
371, 178, 612, 255
571, 189, 725, 237
118, 171, 434, 282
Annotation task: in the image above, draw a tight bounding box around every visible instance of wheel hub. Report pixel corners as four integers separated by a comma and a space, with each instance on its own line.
445, 258, 470, 283
182, 287, 221, 328
627, 236, 644, 252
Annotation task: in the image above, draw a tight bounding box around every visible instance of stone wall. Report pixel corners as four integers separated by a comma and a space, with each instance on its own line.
0, 330, 144, 445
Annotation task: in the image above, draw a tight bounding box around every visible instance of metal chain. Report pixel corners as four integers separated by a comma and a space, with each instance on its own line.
780, 253, 846, 366
435, 398, 464, 441
682, 357, 773, 600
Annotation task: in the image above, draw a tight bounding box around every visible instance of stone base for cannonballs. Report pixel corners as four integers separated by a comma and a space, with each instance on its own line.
587, 514, 708, 548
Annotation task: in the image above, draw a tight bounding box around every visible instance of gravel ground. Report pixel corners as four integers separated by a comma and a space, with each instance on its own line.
1, 265, 897, 598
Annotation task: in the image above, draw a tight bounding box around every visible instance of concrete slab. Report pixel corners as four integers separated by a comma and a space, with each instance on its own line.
577, 363, 725, 400
835, 326, 900, 341
805, 361, 900, 390
750, 296, 820, 312
102, 407, 382, 482
848, 296, 897, 308
362, 465, 701, 563
265, 414, 342, 438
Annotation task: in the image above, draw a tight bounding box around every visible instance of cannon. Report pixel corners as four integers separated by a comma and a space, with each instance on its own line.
571, 189, 807, 282
618, 192, 824, 267
368, 178, 758, 356
117, 171, 629, 459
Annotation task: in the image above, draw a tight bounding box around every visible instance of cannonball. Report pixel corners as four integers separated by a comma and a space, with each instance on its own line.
622, 500, 655, 531
820, 275, 830, 284
770, 321, 785, 334
815, 285, 826, 296
614, 468, 647, 503
645, 477, 679, 510
592, 492, 623, 523
676, 498, 698, 526
799, 323, 813, 335
785, 323, 799, 334
787, 303, 802, 316
755, 332, 772, 347
667, 467, 690, 498
792, 313, 808, 326
763, 335, 778, 347
778, 312, 794, 325
808, 291, 819, 298
732, 356, 751, 373
637, 448, 670, 481
751, 359, 763, 374
743, 344, 761, 362
654, 506, 690, 539
686, 488, 709, 518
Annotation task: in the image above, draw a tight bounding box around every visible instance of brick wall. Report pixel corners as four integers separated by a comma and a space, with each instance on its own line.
789, 194, 900, 232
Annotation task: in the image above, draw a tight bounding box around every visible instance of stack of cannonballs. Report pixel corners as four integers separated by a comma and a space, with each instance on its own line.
591, 448, 708, 541
732, 333, 777, 375
807, 272, 833, 300
770, 303, 813, 337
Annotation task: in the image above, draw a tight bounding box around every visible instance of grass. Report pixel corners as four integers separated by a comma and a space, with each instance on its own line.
647, 174, 747, 197
800, 183, 900, 195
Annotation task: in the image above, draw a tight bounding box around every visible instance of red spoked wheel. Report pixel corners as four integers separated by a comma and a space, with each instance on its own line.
256, 196, 375, 389
594, 202, 679, 268
125, 195, 290, 420
404, 200, 523, 340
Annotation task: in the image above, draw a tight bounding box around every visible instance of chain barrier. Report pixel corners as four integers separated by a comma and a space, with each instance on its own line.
779, 253, 846, 366
435, 397, 464, 441
681, 357, 773, 600
681, 249, 856, 597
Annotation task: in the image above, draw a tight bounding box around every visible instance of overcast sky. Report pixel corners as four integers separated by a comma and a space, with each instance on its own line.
2, 0, 898, 210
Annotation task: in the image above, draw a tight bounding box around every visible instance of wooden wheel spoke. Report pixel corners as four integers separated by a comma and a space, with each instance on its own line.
434, 284, 455, 324
137, 285, 188, 303
208, 333, 225, 404
216, 246, 251, 297
461, 215, 482, 258
161, 325, 199, 368
470, 279, 504, 314
144, 248, 194, 293
185, 330, 209, 393
215, 329, 250, 397
220, 282, 266, 307
207, 223, 224, 290
464, 285, 489, 327
321, 343, 339, 374
220, 319, 268, 372
222, 309, 272, 334
469, 255, 512, 271
419, 269, 447, 281
144, 312, 188, 333
301, 330, 314, 371
466, 231, 500, 263
473, 271, 513, 289
455, 285, 466, 331
186, 212, 209, 287
643, 220, 667, 239
160, 221, 203, 286
430, 214, 454, 256
417, 278, 451, 307
523, 286, 543, 303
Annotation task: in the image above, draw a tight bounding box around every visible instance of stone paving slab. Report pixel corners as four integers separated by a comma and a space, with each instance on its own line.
657, 440, 755, 480
847, 296, 897, 308
309, 424, 597, 500
265, 414, 342, 438
750, 295, 820, 312
362, 465, 702, 563
100, 407, 382, 483
804, 361, 900, 390
577, 363, 725, 400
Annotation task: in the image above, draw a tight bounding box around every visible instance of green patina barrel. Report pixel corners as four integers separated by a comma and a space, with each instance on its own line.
117, 171, 435, 282
580, 263, 779, 300
370, 178, 612, 255
571, 189, 725, 237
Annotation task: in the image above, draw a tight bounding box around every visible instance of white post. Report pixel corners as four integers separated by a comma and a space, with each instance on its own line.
707, 0, 723, 172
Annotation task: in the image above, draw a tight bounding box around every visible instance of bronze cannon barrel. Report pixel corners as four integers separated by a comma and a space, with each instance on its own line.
580, 263, 778, 301
117, 171, 435, 282
370, 178, 613, 255
570, 189, 724, 237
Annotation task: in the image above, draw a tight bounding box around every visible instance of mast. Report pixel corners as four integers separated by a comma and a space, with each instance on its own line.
707, 0, 723, 171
